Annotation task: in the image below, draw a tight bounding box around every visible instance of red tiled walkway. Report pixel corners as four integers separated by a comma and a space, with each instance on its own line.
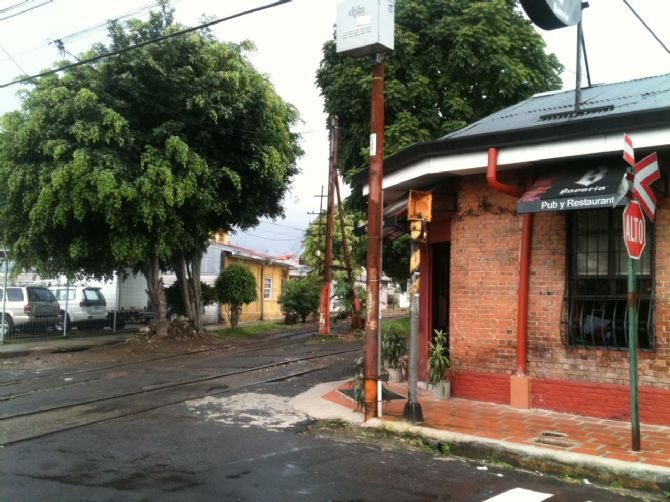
323, 381, 670, 469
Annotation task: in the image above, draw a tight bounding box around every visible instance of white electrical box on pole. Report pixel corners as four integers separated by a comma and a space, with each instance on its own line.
336, 0, 394, 58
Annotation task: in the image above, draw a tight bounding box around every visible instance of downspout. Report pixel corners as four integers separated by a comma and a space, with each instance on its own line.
486, 148, 531, 376
260, 261, 265, 321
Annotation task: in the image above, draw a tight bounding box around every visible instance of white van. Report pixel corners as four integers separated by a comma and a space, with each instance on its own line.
50, 286, 108, 329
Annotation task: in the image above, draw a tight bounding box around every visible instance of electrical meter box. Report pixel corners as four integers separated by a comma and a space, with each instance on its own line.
336, 0, 394, 58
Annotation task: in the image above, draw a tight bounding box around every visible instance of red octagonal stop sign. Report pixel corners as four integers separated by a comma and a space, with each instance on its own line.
623, 201, 646, 259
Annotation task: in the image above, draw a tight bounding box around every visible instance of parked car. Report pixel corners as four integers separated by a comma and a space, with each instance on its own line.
0, 285, 61, 336
49, 286, 108, 330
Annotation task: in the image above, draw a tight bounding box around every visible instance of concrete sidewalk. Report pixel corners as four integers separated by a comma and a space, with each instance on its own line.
293, 380, 670, 494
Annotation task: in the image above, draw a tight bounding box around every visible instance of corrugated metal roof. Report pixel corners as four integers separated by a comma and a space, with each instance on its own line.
375, 73, 670, 179
444, 73, 670, 140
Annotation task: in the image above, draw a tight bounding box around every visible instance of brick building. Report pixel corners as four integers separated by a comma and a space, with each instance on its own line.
366, 74, 670, 425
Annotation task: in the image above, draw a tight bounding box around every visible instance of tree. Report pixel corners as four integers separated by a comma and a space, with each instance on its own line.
214, 264, 257, 328
0, 3, 301, 334
279, 277, 321, 323
317, 0, 562, 186
316, 0, 562, 284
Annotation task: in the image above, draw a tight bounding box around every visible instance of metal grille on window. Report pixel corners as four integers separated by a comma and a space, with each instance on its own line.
561, 208, 655, 351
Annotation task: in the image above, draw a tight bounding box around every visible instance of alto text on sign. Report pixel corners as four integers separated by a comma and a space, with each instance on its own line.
623, 201, 645, 260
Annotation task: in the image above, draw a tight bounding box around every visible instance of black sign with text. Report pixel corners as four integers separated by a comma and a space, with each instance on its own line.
517, 165, 627, 214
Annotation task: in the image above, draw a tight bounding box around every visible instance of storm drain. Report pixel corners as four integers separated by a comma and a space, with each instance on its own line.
533, 431, 577, 448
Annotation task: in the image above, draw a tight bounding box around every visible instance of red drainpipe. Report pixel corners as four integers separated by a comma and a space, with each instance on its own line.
486, 148, 532, 376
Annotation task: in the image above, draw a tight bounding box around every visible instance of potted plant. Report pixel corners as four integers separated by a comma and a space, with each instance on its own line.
382, 325, 407, 382
428, 329, 452, 399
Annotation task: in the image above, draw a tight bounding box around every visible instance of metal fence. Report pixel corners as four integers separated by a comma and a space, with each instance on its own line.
0, 261, 223, 343
0, 265, 153, 343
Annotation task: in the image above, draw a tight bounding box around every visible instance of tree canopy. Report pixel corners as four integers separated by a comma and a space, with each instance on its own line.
316, 0, 563, 190
0, 4, 301, 331
315, 0, 563, 285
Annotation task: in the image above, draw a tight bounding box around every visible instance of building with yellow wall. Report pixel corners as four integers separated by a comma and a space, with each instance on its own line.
211, 233, 292, 323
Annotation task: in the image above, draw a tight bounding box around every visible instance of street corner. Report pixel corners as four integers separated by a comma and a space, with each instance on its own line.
289, 380, 364, 425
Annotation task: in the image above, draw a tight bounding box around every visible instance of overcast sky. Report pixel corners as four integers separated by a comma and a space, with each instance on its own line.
1, 0, 669, 257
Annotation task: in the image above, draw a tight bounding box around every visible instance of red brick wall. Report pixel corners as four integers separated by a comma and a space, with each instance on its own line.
452, 371, 509, 404
526, 196, 670, 390
444, 173, 670, 422
532, 378, 670, 426
450, 175, 520, 376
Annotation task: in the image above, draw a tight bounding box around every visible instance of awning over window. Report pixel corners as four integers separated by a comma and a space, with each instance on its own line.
517, 165, 628, 214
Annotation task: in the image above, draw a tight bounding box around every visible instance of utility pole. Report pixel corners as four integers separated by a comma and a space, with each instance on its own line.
364, 53, 385, 420
335, 0, 394, 421
319, 117, 338, 335
333, 155, 362, 330
308, 186, 326, 275
404, 190, 431, 423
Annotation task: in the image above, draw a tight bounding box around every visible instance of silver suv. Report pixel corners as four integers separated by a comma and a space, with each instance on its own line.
0, 286, 61, 337
49, 286, 107, 330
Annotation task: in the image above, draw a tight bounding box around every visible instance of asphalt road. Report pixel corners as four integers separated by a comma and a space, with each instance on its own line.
0, 333, 650, 501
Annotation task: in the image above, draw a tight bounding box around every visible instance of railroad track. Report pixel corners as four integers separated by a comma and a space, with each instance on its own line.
0, 345, 360, 446
0, 325, 325, 389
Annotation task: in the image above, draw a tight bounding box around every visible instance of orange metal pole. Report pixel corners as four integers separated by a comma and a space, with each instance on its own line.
364, 55, 384, 420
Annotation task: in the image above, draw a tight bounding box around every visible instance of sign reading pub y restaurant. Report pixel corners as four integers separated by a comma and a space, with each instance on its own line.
517, 165, 628, 214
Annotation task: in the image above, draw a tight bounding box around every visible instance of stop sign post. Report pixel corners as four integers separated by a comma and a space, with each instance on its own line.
623, 200, 643, 451
623, 201, 645, 259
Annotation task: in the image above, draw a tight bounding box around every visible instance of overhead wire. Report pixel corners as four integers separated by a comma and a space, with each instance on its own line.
0, 0, 293, 88
0, 0, 51, 21
622, 0, 670, 56
0, 44, 27, 74
0, 1, 164, 64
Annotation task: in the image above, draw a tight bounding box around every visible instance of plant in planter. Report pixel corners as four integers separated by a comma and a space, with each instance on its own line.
382, 325, 407, 382
428, 329, 452, 399
351, 356, 365, 410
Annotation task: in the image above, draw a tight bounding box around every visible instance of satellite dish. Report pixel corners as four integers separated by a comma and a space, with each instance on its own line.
520, 0, 582, 30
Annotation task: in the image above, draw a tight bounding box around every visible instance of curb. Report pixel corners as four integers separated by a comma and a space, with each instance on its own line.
363, 418, 670, 493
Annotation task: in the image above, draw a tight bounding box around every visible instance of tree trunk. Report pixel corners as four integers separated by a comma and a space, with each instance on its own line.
190, 251, 203, 328
142, 255, 168, 337
173, 252, 204, 330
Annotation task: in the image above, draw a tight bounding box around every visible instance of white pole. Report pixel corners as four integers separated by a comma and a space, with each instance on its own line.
1, 246, 8, 344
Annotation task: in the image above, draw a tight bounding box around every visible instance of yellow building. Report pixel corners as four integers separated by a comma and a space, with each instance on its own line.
211, 233, 292, 323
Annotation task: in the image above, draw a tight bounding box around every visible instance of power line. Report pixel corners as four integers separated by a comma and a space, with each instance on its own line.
0, 0, 292, 88
0, 44, 27, 74
0, 1, 165, 64
622, 0, 670, 56
259, 219, 307, 232
0, 0, 51, 21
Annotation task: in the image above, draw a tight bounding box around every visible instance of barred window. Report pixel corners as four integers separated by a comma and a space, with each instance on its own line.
561, 208, 655, 350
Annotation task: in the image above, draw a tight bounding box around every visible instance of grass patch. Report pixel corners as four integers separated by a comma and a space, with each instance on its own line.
381, 316, 409, 337
214, 322, 292, 338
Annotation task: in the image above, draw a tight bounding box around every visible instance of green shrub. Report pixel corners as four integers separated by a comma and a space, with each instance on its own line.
382, 325, 407, 369
279, 277, 321, 323
428, 329, 451, 393
214, 264, 257, 328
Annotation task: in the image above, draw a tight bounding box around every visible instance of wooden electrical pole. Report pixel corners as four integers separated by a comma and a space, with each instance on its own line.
319, 116, 338, 335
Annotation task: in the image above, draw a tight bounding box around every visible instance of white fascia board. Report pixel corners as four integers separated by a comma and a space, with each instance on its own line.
362, 127, 670, 195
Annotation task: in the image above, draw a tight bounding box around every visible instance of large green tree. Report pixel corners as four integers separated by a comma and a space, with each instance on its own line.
0, 4, 301, 334
316, 0, 563, 282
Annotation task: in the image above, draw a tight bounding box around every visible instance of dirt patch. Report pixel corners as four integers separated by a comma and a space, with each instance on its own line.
1, 331, 234, 372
